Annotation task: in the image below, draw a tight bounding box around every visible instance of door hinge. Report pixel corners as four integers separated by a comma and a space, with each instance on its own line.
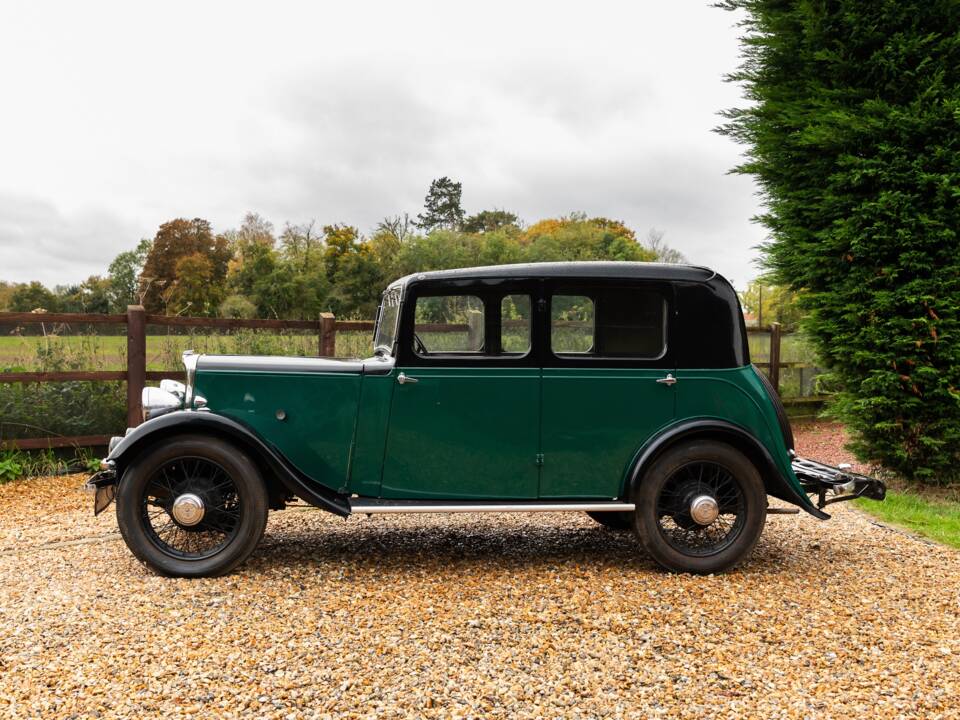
535, 453, 544, 466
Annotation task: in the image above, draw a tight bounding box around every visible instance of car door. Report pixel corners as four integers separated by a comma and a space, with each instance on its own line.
539, 282, 677, 499
380, 284, 541, 499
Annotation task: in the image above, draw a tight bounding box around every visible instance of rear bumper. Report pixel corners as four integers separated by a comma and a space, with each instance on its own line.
792, 456, 886, 510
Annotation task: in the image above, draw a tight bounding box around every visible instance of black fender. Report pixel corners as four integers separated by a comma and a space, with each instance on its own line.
107, 411, 351, 517
624, 419, 829, 520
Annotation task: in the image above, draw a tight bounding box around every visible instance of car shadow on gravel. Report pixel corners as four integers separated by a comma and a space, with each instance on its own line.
247, 518, 793, 576
252, 523, 657, 571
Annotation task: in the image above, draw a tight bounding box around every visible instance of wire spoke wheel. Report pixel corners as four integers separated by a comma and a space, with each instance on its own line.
654, 461, 746, 557
139, 456, 243, 560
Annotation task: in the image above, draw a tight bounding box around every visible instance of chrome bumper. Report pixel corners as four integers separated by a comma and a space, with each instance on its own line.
792, 456, 886, 509
84, 466, 118, 516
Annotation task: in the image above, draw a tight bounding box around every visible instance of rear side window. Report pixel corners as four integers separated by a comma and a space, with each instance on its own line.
551, 287, 666, 359
551, 295, 595, 353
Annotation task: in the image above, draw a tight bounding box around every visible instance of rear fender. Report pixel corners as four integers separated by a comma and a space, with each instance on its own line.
624, 419, 828, 519
108, 411, 351, 516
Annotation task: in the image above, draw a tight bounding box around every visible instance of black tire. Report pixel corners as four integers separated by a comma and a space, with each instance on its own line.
585, 511, 634, 530
632, 440, 767, 574
116, 435, 268, 578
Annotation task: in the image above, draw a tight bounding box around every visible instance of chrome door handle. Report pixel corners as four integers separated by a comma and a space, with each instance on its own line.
656, 373, 677, 386
397, 372, 419, 385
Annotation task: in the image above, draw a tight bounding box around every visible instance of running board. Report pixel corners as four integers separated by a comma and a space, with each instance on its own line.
349, 499, 635, 515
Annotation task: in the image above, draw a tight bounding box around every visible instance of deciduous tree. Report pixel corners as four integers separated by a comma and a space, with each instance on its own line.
462, 209, 520, 233
9, 281, 59, 313
107, 238, 151, 311
139, 219, 229, 313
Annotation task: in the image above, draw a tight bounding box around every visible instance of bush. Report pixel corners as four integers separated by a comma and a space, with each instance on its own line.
719, 0, 960, 483
0, 338, 126, 442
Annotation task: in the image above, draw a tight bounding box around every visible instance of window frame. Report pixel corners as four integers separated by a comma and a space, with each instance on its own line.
395, 276, 675, 369
396, 278, 541, 367
541, 279, 675, 369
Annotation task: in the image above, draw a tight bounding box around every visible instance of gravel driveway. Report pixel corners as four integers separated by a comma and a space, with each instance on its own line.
1, 427, 958, 719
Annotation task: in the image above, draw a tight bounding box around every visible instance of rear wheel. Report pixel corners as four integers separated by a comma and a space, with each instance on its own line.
633, 440, 766, 574
116, 435, 268, 577
585, 511, 633, 530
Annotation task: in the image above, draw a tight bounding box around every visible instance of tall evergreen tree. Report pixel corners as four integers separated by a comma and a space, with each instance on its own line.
718, 1, 960, 481
415, 176, 465, 231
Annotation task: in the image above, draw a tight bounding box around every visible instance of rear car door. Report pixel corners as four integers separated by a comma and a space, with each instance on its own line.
539, 282, 676, 499
380, 282, 541, 499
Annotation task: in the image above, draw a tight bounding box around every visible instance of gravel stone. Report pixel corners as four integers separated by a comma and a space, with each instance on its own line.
1, 425, 958, 718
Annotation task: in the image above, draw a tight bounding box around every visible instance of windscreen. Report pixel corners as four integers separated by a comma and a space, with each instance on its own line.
373, 287, 402, 355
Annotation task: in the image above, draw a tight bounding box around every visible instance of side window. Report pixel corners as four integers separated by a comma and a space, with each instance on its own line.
501, 295, 532, 354
599, 288, 665, 357
551, 288, 666, 359
552, 295, 595, 353
413, 295, 484, 354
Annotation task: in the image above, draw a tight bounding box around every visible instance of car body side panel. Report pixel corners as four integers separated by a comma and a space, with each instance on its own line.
540, 368, 676, 498
380, 367, 541, 499
193, 370, 362, 493
671, 365, 805, 496
347, 372, 396, 496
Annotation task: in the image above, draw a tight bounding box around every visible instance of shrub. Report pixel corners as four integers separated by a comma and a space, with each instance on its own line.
719, 0, 960, 482
0, 451, 24, 483
0, 338, 126, 442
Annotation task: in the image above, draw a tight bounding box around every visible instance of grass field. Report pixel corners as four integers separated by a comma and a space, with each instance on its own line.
856, 491, 960, 550
0, 331, 375, 371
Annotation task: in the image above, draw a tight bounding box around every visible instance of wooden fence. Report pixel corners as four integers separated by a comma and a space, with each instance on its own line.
0, 306, 368, 450
0, 310, 809, 451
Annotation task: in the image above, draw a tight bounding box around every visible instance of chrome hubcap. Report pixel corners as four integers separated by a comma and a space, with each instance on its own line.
689, 494, 719, 526
171, 493, 205, 526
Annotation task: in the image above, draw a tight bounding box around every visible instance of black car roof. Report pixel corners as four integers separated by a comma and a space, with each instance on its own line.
388, 261, 719, 289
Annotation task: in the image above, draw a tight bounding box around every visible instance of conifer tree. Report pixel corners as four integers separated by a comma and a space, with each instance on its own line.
718, 0, 960, 481
415, 177, 464, 231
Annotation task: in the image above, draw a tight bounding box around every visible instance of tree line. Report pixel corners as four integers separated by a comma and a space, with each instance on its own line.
0, 177, 686, 320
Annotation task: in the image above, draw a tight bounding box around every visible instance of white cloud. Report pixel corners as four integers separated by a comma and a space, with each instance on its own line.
0, 0, 765, 289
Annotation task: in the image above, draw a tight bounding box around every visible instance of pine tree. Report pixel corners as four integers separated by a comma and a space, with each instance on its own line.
718, 0, 960, 482
415, 177, 465, 231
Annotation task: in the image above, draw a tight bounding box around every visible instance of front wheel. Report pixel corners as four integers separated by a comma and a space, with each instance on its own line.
632, 440, 767, 574
116, 435, 269, 577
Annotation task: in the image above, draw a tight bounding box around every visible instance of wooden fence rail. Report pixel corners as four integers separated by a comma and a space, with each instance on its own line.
1, 310, 797, 451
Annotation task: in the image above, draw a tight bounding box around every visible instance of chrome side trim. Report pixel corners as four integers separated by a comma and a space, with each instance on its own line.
349, 500, 636, 514
197, 355, 364, 374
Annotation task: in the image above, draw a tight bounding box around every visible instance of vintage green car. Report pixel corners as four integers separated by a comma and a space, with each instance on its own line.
87, 262, 885, 577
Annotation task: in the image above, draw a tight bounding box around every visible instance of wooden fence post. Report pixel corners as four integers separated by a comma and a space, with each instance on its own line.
127, 305, 146, 427
319, 312, 336, 357
466, 309, 483, 350
769, 322, 782, 396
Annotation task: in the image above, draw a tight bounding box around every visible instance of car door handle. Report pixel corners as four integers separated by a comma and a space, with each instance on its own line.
656, 373, 677, 386
397, 372, 419, 385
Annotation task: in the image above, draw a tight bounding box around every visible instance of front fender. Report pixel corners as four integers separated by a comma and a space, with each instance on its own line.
108, 411, 351, 516
623, 418, 829, 520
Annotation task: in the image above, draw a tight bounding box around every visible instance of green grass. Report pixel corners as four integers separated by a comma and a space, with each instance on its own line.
0, 332, 375, 371
856, 492, 960, 550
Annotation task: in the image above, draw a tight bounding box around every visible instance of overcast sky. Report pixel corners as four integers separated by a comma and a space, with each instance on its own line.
0, 1, 764, 289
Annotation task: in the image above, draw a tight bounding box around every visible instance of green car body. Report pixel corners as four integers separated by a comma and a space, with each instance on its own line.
190, 361, 808, 510
93, 262, 885, 576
